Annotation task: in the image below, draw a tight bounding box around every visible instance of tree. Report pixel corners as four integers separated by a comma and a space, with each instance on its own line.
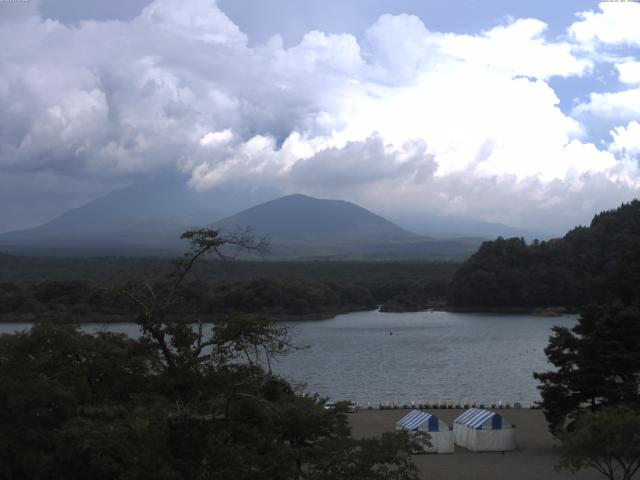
0, 228, 420, 480
304, 431, 420, 480
122, 227, 269, 370
534, 302, 640, 434
0, 323, 170, 480
557, 407, 640, 480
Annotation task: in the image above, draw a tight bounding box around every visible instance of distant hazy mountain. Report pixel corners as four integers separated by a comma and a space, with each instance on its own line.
213, 194, 480, 260
215, 194, 415, 242
389, 213, 555, 241
0, 185, 482, 259
0, 178, 278, 255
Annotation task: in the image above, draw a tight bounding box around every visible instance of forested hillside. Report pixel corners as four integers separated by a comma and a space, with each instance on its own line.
449, 200, 640, 309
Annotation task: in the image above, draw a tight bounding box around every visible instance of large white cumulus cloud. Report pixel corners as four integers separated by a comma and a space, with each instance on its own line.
1, 0, 639, 233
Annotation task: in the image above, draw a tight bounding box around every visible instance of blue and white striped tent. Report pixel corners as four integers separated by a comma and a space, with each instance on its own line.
396, 410, 454, 453
453, 408, 516, 452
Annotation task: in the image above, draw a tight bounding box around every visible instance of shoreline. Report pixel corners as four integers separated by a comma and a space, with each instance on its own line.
0, 310, 357, 324
0, 305, 579, 324
444, 306, 579, 316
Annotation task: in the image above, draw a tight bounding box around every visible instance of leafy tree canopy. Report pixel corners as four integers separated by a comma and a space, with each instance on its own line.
557, 407, 640, 480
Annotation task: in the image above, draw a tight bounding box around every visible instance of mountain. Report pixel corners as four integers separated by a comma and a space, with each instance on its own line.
0, 185, 482, 259
213, 194, 480, 260
449, 200, 640, 309
389, 212, 554, 241
215, 194, 415, 242
0, 178, 278, 255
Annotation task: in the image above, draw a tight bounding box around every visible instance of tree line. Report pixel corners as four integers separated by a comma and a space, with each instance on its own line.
0, 258, 458, 321
449, 200, 640, 309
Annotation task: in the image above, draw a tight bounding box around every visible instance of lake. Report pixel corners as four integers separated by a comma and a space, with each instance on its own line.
280, 310, 576, 406
0, 310, 575, 406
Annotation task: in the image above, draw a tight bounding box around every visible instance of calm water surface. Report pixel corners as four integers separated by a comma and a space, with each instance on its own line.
0, 310, 575, 405
279, 310, 576, 405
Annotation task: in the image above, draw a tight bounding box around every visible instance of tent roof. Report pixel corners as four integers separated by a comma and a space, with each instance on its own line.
454, 408, 512, 429
397, 410, 447, 432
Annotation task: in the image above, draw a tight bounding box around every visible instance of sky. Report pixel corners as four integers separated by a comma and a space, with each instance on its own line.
1, 0, 640, 234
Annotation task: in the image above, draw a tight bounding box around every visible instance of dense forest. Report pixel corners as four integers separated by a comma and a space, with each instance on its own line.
449, 200, 640, 309
0, 256, 458, 321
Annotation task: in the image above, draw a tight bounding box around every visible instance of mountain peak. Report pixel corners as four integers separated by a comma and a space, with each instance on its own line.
215, 194, 415, 242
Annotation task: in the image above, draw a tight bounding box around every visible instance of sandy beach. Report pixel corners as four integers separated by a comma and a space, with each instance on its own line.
349, 409, 602, 480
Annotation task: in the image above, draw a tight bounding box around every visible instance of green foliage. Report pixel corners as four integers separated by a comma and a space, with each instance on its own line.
0, 257, 457, 321
206, 278, 376, 317
557, 407, 640, 480
0, 324, 168, 479
0, 228, 420, 479
304, 431, 419, 480
449, 200, 640, 308
534, 303, 640, 434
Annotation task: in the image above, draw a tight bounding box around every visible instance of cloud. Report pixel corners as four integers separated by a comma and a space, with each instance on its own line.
15, 88, 109, 170
0, 0, 638, 233
188, 133, 299, 191
617, 61, 640, 84
573, 87, 640, 120
610, 121, 640, 157
569, 2, 640, 47
567, 5, 640, 135
438, 18, 591, 80
290, 135, 437, 189
362, 15, 591, 83
351, 165, 640, 234
135, 0, 247, 45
